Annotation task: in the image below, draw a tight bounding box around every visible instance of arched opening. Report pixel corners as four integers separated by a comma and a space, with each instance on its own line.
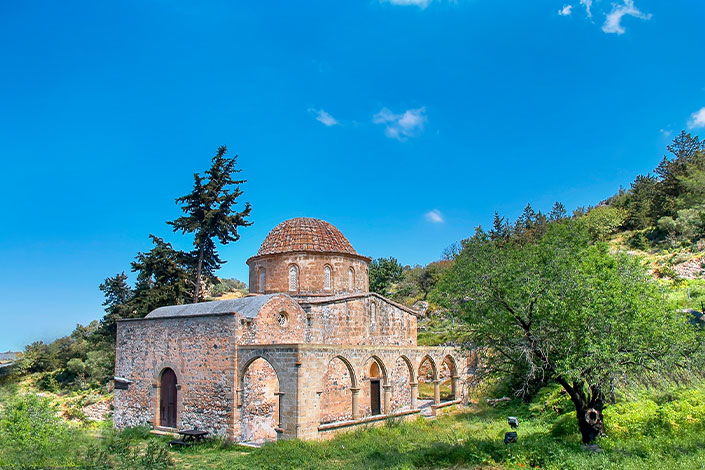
391, 356, 414, 412
159, 368, 177, 428
320, 356, 356, 424
417, 356, 438, 409
240, 357, 280, 444
441, 355, 459, 402
323, 265, 331, 291
360, 356, 387, 418
288, 265, 298, 292
258, 268, 266, 293
348, 267, 355, 291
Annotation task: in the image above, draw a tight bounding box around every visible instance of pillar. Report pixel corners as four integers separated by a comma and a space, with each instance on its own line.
383, 385, 392, 414
410, 382, 418, 409
433, 379, 441, 405
351, 387, 360, 420
451, 375, 459, 400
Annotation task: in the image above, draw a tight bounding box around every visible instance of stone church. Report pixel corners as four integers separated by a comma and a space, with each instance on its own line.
114, 218, 468, 442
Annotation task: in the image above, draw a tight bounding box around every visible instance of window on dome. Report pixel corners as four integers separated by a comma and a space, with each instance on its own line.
324, 266, 331, 290
258, 268, 266, 293
348, 268, 354, 291
289, 265, 298, 292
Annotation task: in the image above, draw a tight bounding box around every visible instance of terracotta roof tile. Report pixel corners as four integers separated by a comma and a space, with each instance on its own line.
257, 218, 357, 256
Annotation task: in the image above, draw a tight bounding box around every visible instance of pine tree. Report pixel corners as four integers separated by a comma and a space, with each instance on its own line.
169, 146, 253, 302
549, 201, 567, 221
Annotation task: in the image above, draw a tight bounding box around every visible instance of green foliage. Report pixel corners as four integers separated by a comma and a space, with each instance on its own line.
580, 206, 626, 241
0, 393, 82, 468
169, 145, 253, 302
369, 257, 404, 296
431, 220, 701, 441
210, 277, 247, 297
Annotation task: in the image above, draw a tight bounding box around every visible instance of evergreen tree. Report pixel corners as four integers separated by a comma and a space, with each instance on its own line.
98, 272, 133, 337
548, 201, 567, 221
169, 146, 253, 302
489, 211, 510, 241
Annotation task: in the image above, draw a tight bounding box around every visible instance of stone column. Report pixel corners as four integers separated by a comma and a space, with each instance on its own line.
410, 382, 418, 409
383, 385, 392, 414
351, 387, 360, 420
433, 379, 441, 405
451, 375, 459, 400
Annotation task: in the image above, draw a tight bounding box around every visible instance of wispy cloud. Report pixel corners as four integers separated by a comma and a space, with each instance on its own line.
602, 0, 651, 35
660, 128, 673, 137
558, 5, 573, 16
425, 209, 444, 224
309, 109, 339, 127
580, 0, 593, 18
381, 0, 432, 8
373, 107, 428, 141
688, 107, 705, 129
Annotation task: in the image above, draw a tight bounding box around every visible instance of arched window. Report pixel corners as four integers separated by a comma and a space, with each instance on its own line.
324, 265, 331, 290
258, 268, 266, 294
348, 267, 355, 291
289, 265, 298, 292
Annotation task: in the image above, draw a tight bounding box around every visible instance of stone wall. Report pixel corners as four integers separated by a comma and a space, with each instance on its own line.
301, 294, 417, 346
248, 252, 369, 295
114, 314, 237, 437
240, 358, 279, 443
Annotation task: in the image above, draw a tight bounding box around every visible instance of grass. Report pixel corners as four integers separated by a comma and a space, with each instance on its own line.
166, 383, 705, 469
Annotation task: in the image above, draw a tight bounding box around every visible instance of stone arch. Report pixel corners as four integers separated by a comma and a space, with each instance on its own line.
440, 354, 459, 402
417, 355, 438, 402
288, 264, 299, 292
323, 265, 332, 291
390, 355, 415, 413
239, 356, 281, 443
156, 367, 178, 428
360, 356, 389, 417
320, 355, 357, 424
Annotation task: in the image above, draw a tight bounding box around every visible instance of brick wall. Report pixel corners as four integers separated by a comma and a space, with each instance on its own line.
114, 314, 237, 437
248, 252, 369, 295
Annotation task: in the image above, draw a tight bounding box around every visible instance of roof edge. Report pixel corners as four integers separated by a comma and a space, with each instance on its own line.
247, 250, 372, 265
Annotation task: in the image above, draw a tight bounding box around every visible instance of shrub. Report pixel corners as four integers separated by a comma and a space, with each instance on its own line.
0, 393, 80, 467
581, 206, 627, 241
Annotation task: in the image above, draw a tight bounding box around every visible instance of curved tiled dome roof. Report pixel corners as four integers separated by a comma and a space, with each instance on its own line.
256, 218, 358, 256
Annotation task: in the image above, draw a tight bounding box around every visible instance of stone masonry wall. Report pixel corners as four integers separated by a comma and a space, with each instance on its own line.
302, 295, 417, 346
248, 252, 369, 295
114, 314, 237, 437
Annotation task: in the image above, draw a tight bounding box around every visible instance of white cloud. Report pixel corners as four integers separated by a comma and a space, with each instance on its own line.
660, 128, 673, 137
382, 0, 432, 8
602, 0, 651, 35
688, 107, 705, 129
309, 109, 339, 127
373, 107, 428, 141
558, 5, 573, 16
580, 0, 593, 18
425, 209, 444, 224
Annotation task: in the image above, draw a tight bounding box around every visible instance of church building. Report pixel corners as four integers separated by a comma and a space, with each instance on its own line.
114, 217, 467, 442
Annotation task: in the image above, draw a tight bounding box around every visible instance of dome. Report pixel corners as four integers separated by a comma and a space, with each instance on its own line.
256, 218, 358, 257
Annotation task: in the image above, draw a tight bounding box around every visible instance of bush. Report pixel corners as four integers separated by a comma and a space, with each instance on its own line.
0, 393, 80, 468
581, 206, 627, 241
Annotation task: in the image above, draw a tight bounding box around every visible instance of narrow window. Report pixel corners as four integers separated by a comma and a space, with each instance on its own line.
258, 268, 266, 293
324, 265, 331, 290
370, 302, 376, 330
348, 267, 354, 291
289, 265, 298, 292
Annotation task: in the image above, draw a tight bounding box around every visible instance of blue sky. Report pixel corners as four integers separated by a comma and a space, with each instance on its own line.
1, 0, 704, 350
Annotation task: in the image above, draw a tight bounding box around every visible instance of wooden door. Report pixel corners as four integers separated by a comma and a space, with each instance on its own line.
160, 368, 177, 428
370, 379, 381, 415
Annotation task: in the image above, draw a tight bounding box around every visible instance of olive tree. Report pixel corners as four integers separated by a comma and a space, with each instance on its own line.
432, 221, 698, 443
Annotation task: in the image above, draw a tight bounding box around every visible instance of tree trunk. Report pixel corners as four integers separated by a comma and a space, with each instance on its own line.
574, 399, 605, 444
193, 245, 204, 303
557, 378, 605, 443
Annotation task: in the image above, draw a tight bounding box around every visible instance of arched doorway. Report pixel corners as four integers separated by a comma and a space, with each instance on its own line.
441, 355, 458, 402
159, 368, 177, 428
369, 361, 382, 416
391, 356, 414, 412
240, 357, 280, 444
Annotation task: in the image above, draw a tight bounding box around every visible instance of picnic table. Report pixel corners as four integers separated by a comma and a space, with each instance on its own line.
169, 429, 209, 447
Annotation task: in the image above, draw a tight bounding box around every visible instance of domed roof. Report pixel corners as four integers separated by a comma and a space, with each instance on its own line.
256, 218, 358, 257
